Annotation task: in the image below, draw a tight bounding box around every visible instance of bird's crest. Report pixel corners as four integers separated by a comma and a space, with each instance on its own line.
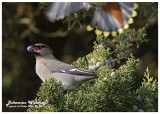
34, 43, 53, 53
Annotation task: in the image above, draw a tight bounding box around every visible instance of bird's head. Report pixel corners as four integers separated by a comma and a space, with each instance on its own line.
27, 43, 53, 58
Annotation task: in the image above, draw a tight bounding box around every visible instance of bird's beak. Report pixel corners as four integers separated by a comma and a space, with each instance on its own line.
27, 45, 40, 53
27, 45, 34, 52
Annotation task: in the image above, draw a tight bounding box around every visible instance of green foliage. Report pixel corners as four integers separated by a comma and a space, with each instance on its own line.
112, 25, 148, 61
39, 3, 50, 13
27, 25, 157, 112
39, 2, 94, 30
28, 78, 65, 112
63, 8, 94, 30
82, 25, 148, 65
138, 2, 158, 22
134, 68, 158, 112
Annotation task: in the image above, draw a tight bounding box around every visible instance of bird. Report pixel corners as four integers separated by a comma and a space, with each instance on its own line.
46, 2, 138, 37
27, 43, 98, 90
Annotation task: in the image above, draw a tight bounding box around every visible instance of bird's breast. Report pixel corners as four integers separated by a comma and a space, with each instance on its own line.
35, 61, 51, 82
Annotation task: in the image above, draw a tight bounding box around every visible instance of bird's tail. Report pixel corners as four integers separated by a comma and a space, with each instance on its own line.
87, 2, 138, 37
80, 75, 98, 82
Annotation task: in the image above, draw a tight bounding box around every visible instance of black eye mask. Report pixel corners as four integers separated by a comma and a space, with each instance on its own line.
36, 45, 47, 49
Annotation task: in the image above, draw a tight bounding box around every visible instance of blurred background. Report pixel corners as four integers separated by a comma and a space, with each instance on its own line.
2, 2, 158, 112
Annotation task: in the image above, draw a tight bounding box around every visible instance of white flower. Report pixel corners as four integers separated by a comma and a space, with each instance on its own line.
111, 72, 116, 77
105, 57, 115, 69
133, 105, 138, 111
136, 95, 142, 101
95, 62, 102, 68
138, 109, 144, 112
91, 58, 96, 63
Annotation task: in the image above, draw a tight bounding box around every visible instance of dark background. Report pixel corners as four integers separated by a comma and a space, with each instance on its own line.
2, 3, 158, 112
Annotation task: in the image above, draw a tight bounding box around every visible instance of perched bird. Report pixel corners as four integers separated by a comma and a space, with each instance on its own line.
46, 2, 138, 37
27, 43, 98, 89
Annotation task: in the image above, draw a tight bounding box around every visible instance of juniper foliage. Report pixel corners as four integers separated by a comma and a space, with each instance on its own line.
27, 25, 158, 112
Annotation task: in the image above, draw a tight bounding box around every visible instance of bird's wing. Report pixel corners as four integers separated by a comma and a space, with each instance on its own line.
44, 60, 98, 76
46, 2, 91, 22
90, 8, 122, 32
55, 67, 98, 76
46, 2, 137, 37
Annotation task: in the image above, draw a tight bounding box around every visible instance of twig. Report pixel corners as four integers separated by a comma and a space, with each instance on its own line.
110, 37, 137, 55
